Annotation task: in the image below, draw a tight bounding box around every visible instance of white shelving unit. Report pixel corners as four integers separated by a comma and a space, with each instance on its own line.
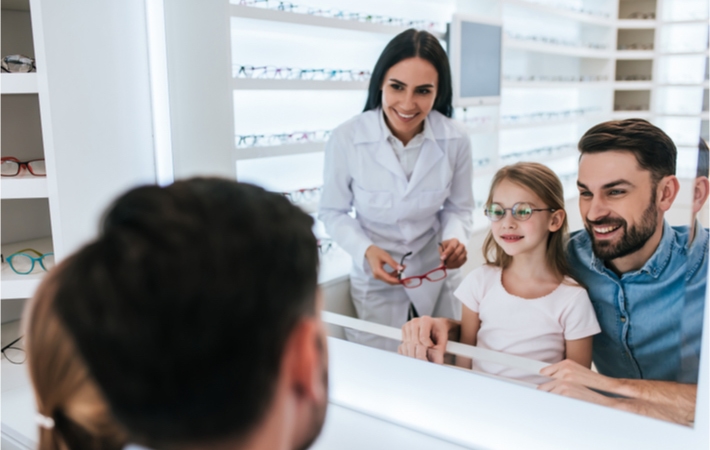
1, 175, 48, 199
1, 0, 55, 306
0, 73, 37, 94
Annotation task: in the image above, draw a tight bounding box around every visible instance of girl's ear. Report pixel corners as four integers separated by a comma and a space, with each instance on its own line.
548, 209, 565, 233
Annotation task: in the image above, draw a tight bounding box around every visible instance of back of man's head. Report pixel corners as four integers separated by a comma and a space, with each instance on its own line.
578, 118, 677, 184
51, 178, 320, 447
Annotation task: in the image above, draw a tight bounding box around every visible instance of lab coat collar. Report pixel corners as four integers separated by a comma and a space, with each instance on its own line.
353, 108, 447, 144
356, 109, 446, 189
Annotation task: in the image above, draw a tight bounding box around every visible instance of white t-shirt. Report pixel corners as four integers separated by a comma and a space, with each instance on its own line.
453, 265, 601, 381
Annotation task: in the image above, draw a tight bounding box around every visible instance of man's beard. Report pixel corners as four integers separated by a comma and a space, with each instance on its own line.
295, 336, 329, 450
586, 195, 658, 261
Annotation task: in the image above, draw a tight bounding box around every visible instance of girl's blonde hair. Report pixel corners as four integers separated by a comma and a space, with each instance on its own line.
24, 261, 127, 450
482, 162, 571, 281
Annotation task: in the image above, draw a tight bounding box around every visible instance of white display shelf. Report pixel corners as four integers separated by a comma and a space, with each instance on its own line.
613, 81, 653, 90
658, 50, 710, 57
611, 111, 652, 119
1, 175, 48, 199
614, 50, 656, 59
658, 19, 710, 25
502, 81, 611, 89
502, 0, 613, 26
235, 141, 325, 161
616, 19, 657, 29
656, 112, 709, 118
500, 148, 578, 166
465, 123, 498, 135
0, 73, 37, 94
657, 82, 710, 88
318, 246, 352, 287
229, 5, 446, 39
232, 78, 368, 91
504, 37, 612, 58
1, 236, 53, 300
500, 113, 607, 129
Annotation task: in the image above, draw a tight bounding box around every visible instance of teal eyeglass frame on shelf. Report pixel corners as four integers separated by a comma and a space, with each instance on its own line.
3, 248, 54, 275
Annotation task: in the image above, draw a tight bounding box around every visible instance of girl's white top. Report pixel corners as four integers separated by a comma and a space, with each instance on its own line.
454, 265, 601, 381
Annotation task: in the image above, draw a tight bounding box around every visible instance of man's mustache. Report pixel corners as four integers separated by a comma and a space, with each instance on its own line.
586, 217, 626, 227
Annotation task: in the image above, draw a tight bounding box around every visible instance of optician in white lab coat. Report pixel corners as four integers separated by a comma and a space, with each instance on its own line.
319, 29, 474, 350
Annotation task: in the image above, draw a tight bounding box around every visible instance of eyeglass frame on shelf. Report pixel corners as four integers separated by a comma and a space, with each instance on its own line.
3, 248, 54, 275
1, 336, 25, 365
1, 157, 46, 177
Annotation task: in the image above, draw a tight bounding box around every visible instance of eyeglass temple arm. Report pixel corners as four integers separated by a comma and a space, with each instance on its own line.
398, 251, 413, 279
1, 335, 23, 352
13, 248, 44, 257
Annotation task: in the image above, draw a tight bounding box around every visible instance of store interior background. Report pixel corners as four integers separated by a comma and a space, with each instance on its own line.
1, 0, 709, 446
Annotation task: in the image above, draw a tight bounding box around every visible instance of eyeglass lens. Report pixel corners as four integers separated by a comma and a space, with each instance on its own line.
486, 203, 534, 222
2, 346, 26, 364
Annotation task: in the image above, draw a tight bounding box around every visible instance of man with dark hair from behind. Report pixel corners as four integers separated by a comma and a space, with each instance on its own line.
50, 178, 328, 450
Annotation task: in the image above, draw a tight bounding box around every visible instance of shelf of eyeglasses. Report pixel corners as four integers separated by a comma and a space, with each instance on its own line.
617, 44, 655, 51
234, 140, 326, 161
232, 77, 369, 91
502, 80, 611, 89
503, 0, 613, 26
1, 172, 49, 199
0, 72, 37, 94
500, 109, 605, 129
236, 131, 331, 150
1, 236, 53, 300
504, 33, 610, 54
230, 1, 446, 39
500, 144, 578, 165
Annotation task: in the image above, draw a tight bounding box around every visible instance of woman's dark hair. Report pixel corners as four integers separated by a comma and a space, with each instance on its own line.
363, 29, 453, 117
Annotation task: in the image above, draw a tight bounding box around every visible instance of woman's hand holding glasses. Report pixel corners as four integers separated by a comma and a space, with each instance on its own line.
439, 238, 467, 269
365, 245, 403, 285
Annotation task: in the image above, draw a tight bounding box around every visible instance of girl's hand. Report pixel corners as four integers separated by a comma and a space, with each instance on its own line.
365, 245, 403, 285
439, 238, 467, 269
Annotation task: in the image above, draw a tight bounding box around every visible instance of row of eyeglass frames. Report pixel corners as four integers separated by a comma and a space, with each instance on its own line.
235, 65, 371, 81
237, 0, 441, 30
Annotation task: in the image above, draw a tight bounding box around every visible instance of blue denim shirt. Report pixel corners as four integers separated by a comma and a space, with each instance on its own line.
567, 221, 708, 382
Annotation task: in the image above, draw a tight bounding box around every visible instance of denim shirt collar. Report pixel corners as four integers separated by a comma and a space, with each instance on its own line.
589, 220, 678, 279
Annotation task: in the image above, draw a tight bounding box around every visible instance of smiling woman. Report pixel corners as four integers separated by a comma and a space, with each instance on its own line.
318, 29, 474, 350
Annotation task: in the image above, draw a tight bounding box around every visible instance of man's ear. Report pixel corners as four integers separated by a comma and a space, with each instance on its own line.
657, 175, 680, 212
283, 317, 325, 402
693, 176, 710, 215
548, 208, 566, 233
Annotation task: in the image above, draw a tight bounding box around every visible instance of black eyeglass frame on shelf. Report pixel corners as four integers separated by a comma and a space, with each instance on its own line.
1, 335, 25, 365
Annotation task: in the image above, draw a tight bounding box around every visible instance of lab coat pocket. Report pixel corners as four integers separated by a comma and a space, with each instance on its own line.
418, 188, 448, 216
353, 184, 393, 222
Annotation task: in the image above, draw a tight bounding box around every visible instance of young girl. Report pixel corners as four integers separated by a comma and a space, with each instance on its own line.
454, 162, 600, 381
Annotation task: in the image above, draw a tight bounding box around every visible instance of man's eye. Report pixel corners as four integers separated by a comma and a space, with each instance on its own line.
609, 190, 625, 196
579, 191, 592, 198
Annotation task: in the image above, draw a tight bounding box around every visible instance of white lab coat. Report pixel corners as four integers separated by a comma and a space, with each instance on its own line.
319, 109, 474, 349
